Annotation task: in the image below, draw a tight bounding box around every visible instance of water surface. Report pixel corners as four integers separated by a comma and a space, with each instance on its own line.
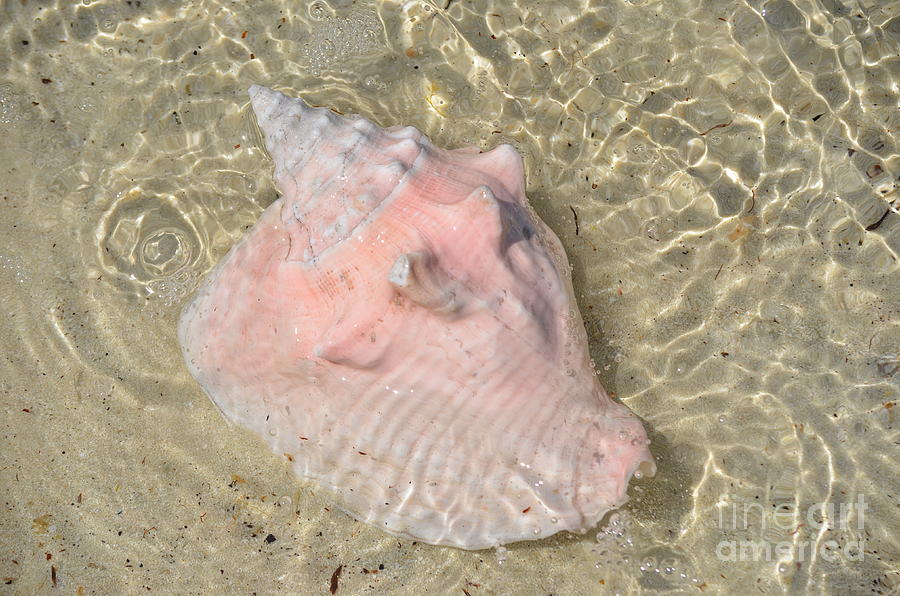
0, 0, 897, 593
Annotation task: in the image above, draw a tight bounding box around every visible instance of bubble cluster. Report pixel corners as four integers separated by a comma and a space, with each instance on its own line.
593, 514, 703, 587
0, 254, 29, 284
301, 9, 383, 74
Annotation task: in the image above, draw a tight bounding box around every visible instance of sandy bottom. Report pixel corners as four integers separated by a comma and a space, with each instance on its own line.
0, 0, 897, 594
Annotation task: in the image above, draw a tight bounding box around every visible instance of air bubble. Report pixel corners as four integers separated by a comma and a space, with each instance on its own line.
308, 1, 330, 20
495, 545, 508, 565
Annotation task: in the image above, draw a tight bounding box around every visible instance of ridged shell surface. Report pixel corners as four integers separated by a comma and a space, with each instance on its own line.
178, 85, 654, 549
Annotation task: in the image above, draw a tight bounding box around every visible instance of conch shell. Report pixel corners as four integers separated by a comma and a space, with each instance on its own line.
178, 86, 654, 549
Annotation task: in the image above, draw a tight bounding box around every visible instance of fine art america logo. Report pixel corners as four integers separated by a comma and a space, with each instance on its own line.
715, 494, 867, 562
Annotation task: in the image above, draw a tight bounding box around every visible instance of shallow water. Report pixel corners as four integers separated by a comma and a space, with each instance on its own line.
0, 0, 897, 593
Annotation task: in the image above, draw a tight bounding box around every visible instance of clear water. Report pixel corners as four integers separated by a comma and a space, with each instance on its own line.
0, 0, 897, 593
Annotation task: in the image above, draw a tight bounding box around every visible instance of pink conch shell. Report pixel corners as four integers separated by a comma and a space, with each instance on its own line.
178, 85, 654, 549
